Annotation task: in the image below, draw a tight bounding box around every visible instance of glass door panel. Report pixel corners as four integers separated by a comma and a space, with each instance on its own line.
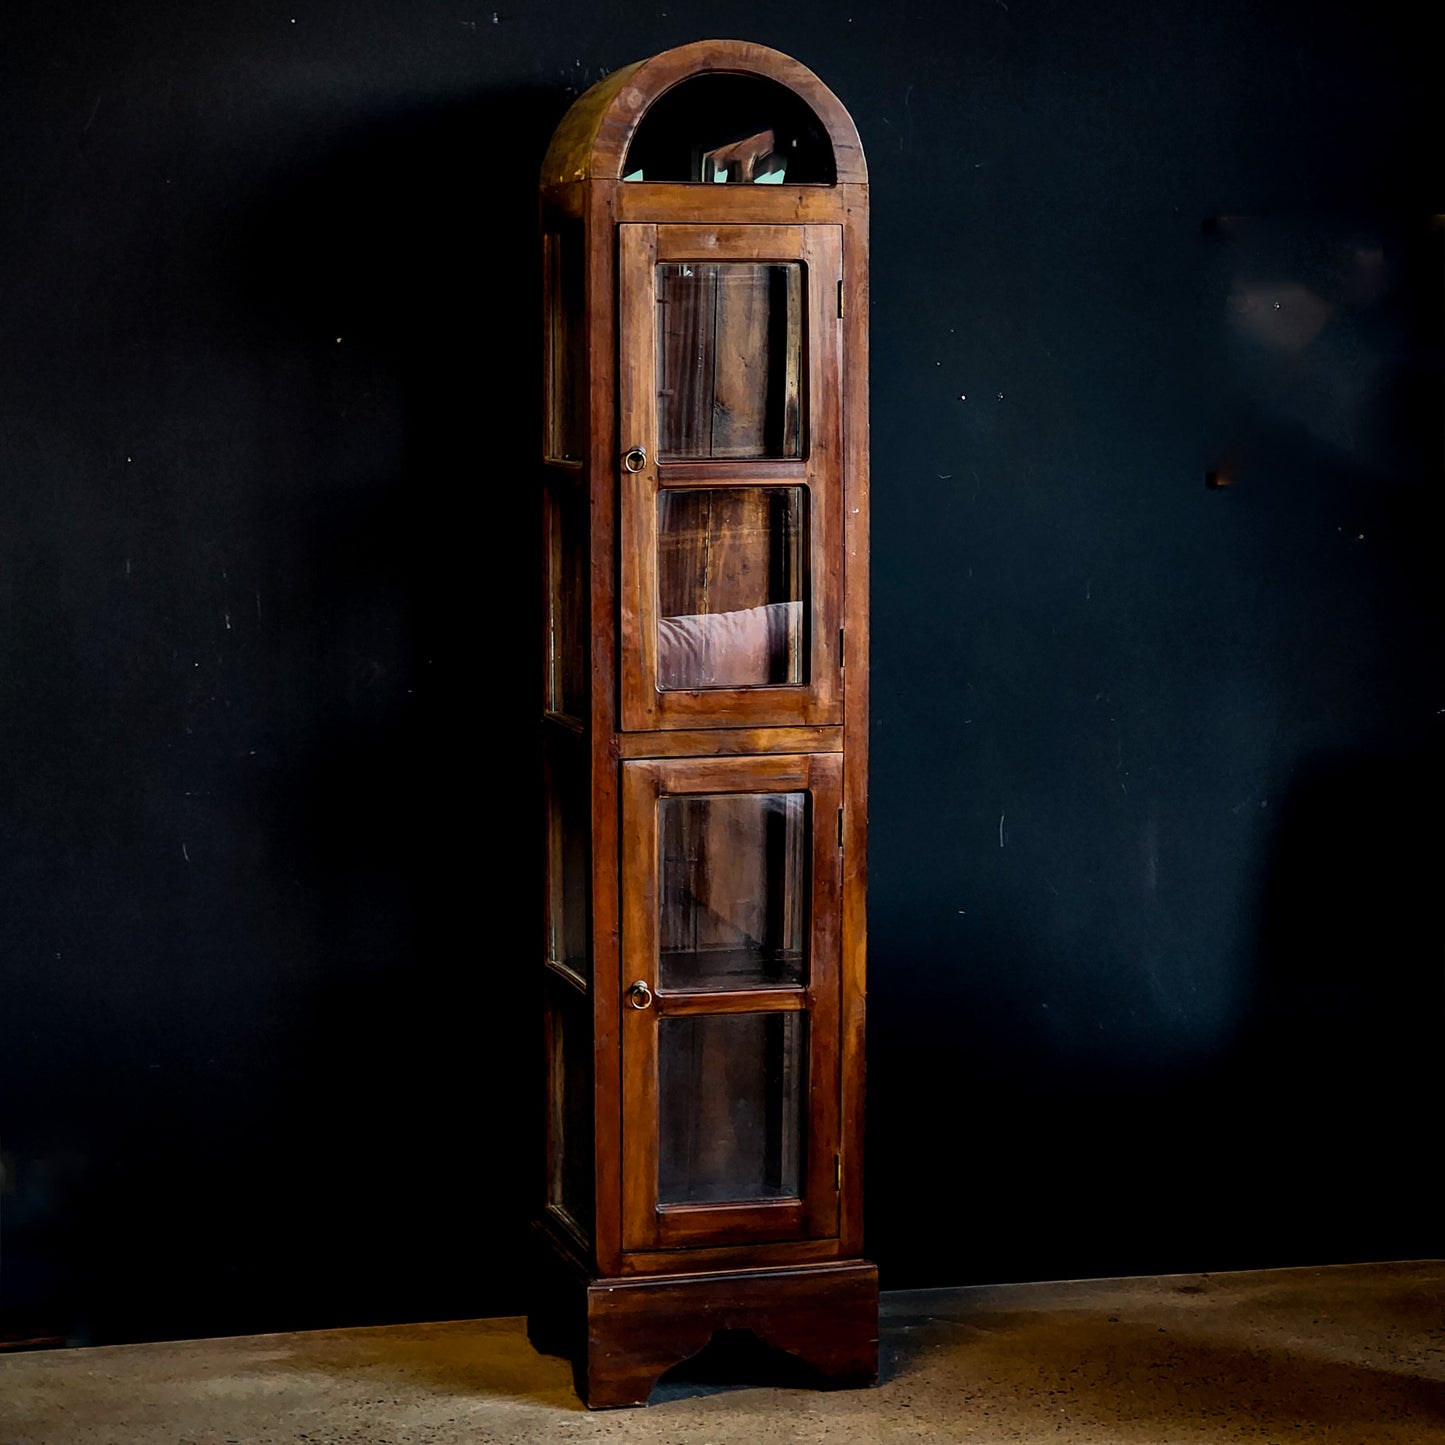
544, 479, 589, 719
657, 487, 806, 690
656, 262, 803, 459
543, 223, 586, 463
545, 979, 594, 1240
543, 730, 589, 987
621, 754, 841, 1252
619, 224, 843, 731
659, 1012, 804, 1204
659, 791, 806, 990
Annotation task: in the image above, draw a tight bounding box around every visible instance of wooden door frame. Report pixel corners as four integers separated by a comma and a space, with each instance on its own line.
618, 223, 845, 732
619, 752, 843, 1252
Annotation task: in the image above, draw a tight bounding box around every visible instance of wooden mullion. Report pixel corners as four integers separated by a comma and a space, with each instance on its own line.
651, 753, 812, 796
615, 724, 841, 759
654, 987, 808, 1016
655, 459, 807, 484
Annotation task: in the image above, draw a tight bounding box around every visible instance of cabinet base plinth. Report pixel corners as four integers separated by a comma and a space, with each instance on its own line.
527, 1231, 879, 1409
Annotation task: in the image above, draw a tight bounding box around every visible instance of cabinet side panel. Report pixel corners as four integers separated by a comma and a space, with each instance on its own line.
546, 976, 596, 1241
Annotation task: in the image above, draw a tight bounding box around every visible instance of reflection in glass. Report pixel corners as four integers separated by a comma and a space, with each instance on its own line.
545, 482, 587, 718
545, 224, 586, 461
657, 488, 806, 690
659, 792, 807, 991
659, 1012, 804, 1204
656, 262, 803, 459
545, 735, 589, 984
547, 988, 594, 1234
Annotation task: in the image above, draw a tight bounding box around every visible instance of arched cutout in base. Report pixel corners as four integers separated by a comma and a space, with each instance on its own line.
526, 1229, 878, 1409
652, 1326, 826, 1401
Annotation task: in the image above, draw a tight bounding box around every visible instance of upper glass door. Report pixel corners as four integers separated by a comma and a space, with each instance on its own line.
619, 224, 844, 731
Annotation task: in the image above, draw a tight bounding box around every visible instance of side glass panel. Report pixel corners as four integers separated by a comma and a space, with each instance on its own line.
657, 487, 807, 690
658, 1012, 804, 1204
656, 262, 803, 459
544, 223, 586, 463
544, 733, 589, 985
659, 792, 807, 991
547, 985, 594, 1235
545, 480, 588, 718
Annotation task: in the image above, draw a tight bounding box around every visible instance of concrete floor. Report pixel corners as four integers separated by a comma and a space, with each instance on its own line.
2, 1260, 1442, 1444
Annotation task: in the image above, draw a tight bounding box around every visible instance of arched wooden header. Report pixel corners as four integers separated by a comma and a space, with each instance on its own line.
541, 40, 867, 187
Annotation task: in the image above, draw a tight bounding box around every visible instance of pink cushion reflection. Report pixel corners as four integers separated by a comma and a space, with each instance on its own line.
657, 601, 801, 689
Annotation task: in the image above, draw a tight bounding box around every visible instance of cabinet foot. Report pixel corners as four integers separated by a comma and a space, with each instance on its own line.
528, 1237, 878, 1409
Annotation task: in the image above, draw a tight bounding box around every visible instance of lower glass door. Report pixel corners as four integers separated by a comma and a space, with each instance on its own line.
620, 753, 842, 1251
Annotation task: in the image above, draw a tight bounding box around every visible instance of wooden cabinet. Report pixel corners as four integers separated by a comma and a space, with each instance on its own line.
532, 41, 873, 1408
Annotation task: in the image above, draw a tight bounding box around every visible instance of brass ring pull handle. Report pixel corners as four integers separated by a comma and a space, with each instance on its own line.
622, 446, 647, 473
627, 980, 654, 1010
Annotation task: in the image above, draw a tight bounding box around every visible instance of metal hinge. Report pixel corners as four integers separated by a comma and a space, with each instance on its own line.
837, 278, 845, 318
837, 807, 844, 850
835, 1152, 842, 1190
839, 627, 845, 668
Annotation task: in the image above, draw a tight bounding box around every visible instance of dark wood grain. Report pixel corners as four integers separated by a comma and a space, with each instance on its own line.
616, 725, 841, 758
613, 182, 850, 224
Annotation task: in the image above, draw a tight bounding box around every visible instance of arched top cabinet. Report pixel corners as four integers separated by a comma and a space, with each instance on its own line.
534, 42, 874, 1411
541, 40, 867, 187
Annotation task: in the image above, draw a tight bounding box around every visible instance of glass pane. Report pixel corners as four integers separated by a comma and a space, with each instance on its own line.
547, 988, 594, 1234
658, 1012, 804, 1204
545, 224, 586, 462
545, 734, 589, 984
545, 481, 587, 718
656, 263, 803, 459
622, 74, 837, 185
659, 792, 807, 991
657, 488, 806, 690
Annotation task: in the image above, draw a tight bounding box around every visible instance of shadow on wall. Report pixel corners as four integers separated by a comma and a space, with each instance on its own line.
209, 87, 564, 1335
5, 87, 569, 1347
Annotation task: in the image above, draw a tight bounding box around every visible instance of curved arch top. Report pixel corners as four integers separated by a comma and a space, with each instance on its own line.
541, 40, 867, 187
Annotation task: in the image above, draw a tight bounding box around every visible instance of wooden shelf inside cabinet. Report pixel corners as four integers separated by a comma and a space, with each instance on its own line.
533, 39, 872, 1410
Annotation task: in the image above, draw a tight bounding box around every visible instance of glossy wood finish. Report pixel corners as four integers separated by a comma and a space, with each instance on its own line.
529, 1224, 878, 1409
537, 39, 870, 1408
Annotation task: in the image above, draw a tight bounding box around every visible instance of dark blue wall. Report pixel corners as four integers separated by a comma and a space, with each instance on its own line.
1, 0, 1438, 1345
